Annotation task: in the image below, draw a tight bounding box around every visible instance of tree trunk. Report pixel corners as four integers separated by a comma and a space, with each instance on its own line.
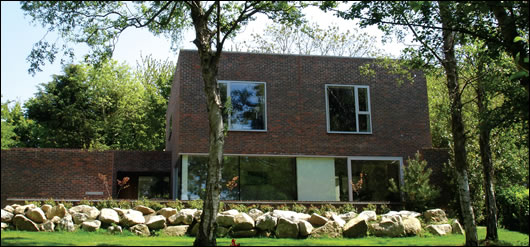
190, 5, 224, 246
439, 2, 479, 246
476, 63, 498, 241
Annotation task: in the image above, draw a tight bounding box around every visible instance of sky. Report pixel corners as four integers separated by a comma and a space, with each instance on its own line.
1, 2, 405, 105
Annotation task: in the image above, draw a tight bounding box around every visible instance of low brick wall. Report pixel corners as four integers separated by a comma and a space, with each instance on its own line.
1, 148, 171, 207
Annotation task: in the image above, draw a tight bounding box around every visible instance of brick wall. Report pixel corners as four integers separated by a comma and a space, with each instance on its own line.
1, 148, 170, 207
169, 50, 432, 160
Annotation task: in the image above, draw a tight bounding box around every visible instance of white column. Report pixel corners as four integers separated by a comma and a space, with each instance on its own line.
181, 155, 189, 200
296, 157, 338, 201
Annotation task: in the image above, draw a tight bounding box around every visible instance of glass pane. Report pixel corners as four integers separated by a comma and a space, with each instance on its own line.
358, 87, 368, 112
334, 158, 349, 201
219, 82, 228, 125
350, 160, 400, 202
138, 176, 170, 199
239, 156, 297, 200
358, 114, 371, 132
230, 82, 265, 130
327, 86, 356, 132
187, 156, 239, 200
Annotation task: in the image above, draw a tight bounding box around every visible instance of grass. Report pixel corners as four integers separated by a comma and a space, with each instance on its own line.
1, 227, 528, 246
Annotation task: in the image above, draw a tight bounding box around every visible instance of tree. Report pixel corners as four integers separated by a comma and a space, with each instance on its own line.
1, 96, 17, 149
20, 2, 304, 245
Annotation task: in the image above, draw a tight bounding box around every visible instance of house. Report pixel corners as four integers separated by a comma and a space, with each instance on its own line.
165, 50, 435, 203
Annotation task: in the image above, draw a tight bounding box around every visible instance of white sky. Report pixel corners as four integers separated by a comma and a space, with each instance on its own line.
1, 2, 405, 105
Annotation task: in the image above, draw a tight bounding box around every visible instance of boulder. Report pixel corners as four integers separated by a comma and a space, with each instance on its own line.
343, 218, 368, 238
217, 226, 230, 237
120, 209, 145, 227
311, 221, 343, 238
46, 204, 67, 219
130, 224, 150, 236
41, 204, 53, 214
231, 229, 257, 238
424, 209, 448, 224
357, 211, 377, 221
298, 220, 313, 237
134, 205, 155, 215
146, 215, 166, 230
163, 225, 189, 237
56, 215, 75, 232
403, 217, 422, 236
69, 205, 100, 220
50, 216, 62, 224
233, 213, 254, 231
99, 208, 120, 225
248, 208, 264, 221
41, 221, 55, 232
426, 224, 452, 236
331, 214, 346, 227
157, 208, 178, 219
256, 213, 278, 232
73, 213, 89, 224
1, 209, 14, 223
275, 217, 299, 238
324, 211, 337, 219
113, 208, 126, 216
339, 212, 357, 222
216, 213, 236, 227
26, 208, 47, 223
14, 204, 37, 215
13, 214, 39, 231
171, 209, 197, 225
399, 210, 421, 218
308, 213, 328, 227
81, 220, 101, 232
272, 210, 302, 221
193, 210, 203, 221
108, 225, 123, 234
1, 222, 8, 230
451, 220, 465, 235
3, 205, 14, 213
369, 215, 406, 237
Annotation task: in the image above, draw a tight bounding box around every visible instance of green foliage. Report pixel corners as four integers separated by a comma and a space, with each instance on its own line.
259, 204, 274, 213
362, 204, 377, 212
306, 205, 322, 215
117, 200, 131, 209
95, 199, 119, 210
389, 152, 440, 212
1, 96, 17, 149
166, 200, 185, 211
186, 200, 203, 210
132, 198, 164, 211
24, 201, 42, 207
496, 185, 529, 234
43, 198, 56, 207
378, 204, 391, 214
290, 203, 307, 213
338, 204, 357, 214
319, 204, 337, 213
78, 199, 94, 207
59, 201, 73, 209
276, 204, 290, 211
227, 204, 249, 213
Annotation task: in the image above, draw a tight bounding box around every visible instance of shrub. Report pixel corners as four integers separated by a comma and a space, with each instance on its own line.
362, 203, 377, 212
306, 205, 322, 215
320, 204, 337, 213
378, 204, 391, 214
497, 185, 529, 234
43, 198, 56, 206
389, 152, 440, 212
60, 201, 74, 209
276, 204, 290, 211
167, 200, 185, 211
79, 199, 94, 206
291, 203, 307, 213
338, 203, 357, 214
187, 199, 203, 209
134, 198, 164, 211
25, 200, 42, 207
95, 199, 119, 210
259, 204, 274, 213
228, 204, 249, 213
117, 200, 132, 209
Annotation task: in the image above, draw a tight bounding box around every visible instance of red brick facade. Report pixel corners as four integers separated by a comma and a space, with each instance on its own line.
166, 50, 433, 158
1, 148, 171, 207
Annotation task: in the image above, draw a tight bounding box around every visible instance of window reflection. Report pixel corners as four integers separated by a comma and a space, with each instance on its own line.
219, 81, 266, 131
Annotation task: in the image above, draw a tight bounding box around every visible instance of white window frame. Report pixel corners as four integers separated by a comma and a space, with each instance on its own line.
219, 80, 267, 132
325, 84, 372, 134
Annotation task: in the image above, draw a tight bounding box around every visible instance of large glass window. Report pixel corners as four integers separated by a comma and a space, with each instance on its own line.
219, 81, 266, 131
326, 85, 371, 133
186, 156, 239, 200
350, 159, 400, 202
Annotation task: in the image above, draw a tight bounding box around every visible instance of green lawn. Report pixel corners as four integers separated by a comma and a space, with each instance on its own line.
1, 227, 528, 246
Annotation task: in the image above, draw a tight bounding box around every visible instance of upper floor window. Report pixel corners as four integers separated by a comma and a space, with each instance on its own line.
219, 80, 267, 131
325, 84, 372, 134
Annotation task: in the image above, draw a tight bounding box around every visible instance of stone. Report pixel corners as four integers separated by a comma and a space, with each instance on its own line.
339, 212, 357, 222
403, 217, 422, 236
256, 212, 278, 232
108, 225, 123, 234
275, 217, 299, 238
399, 210, 421, 218
216, 213, 236, 227
248, 208, 264, 221
13, 214, 39, 231
14, 204, 37, 215
324, 211, 337, 219
130, 224, 150, 236
426, 224, 452, 236
308, 213, 328, 227
99, 208, 120, 225
113, 208, 126, 216
56, 215, 75, 232
146, 215, 166, 230
73, 213, 89, 224
424, 209, 448, 223
191, 223, 199, 236
357, 211, 377, 221
120, 209, 145, 227
311, 221, 343, 238
231, 229, 257, 238
298, 220, 313, 237
193, 210, 203, 221
331, 214, 346, 227
81, 220, 101, 232
343, 218, 368, 238
50, 216, 62, 224
26, 208, 47, 223
134, 205, 155, 215
233, 213, 255, 231
369, 215, 406, 237
451, 220, 465, 235
1, 209, 14, 223
171, 209, 197, 225
157, 208, 178, 219
163, 225, 189, 237
69, 205, 100, 220
41, 204, 53, 214
46, 204, 67, 219
217, 226, 230, 237
272, 210, 300, 222
3, 205, 15, 213
1, 222, 8, 230
297, 213, 312, 221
